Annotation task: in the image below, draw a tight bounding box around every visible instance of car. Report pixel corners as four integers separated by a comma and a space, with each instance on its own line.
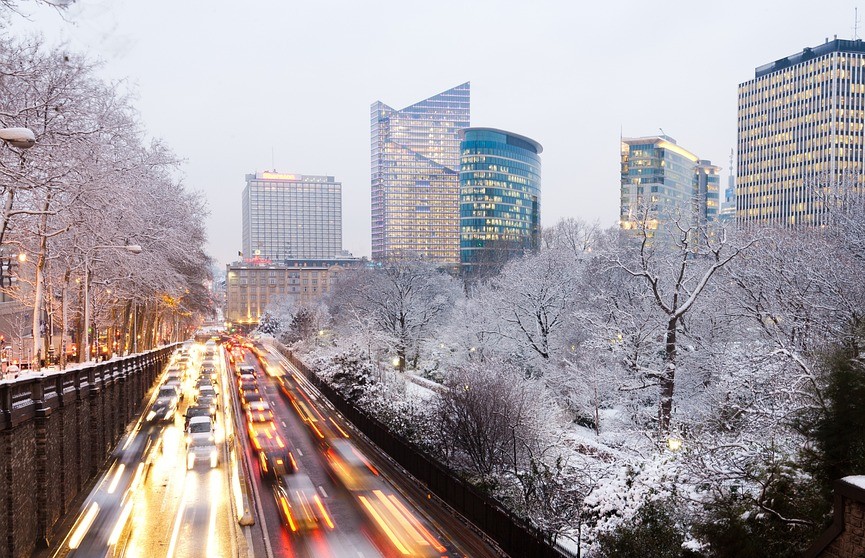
273, 473, 333, 533
201, 365, 218, 382
196, 394, 218, 419
185, 405, 213, 430
241, 389, 265, 407
247, 419, 289, 480
236, 364, 256, 377
325, 439, 377, 491
148, 385, 180, 422
246, 401, 274, 423
185, 416, 218, 469
197, 383, 218, 400
164, 378, 184, 400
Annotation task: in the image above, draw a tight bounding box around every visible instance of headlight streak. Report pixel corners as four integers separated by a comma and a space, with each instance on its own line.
230, 449, 245, 522
386, 492, 447, 553
107, 463, 125, 494
68, 501, 99, 549
108, 499, 134, 546
207, 470, 220, 557
374, 490, 429, 549
357, 495, 410, 555
166, 471, 193, 557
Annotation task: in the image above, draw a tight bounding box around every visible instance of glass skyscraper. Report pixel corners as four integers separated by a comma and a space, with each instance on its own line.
738, 38, 865, 227
620, 135, 719, 235
370, 82, 470, 263
459, 128, 542, 277
241, 172, 342, 262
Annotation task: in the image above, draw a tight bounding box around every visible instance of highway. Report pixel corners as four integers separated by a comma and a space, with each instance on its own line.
45, 339, 503, 558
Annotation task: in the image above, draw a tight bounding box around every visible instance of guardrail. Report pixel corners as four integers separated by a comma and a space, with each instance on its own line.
269, 342, 575, 558
0, 347, 175, 558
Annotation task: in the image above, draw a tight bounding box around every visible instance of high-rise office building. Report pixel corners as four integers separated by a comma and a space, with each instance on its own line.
620, 135, 719, 234
459, 127, 542, 277
371, 82, 470, 263
738, 38, 865, 227
241, 172, 342, 262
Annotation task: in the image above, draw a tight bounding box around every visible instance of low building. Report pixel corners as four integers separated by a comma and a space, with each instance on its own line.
224, 257, 362, 329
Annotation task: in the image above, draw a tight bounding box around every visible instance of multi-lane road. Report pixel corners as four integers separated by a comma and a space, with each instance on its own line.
44, 339, 502, 558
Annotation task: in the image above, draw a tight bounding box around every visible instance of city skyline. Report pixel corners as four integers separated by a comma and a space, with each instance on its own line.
8, 1, 863, 266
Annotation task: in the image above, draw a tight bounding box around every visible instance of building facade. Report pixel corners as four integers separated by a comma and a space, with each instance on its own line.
370, 82, 470, 263
738, 38, 865, 227
719, 149, 737, 223
241, 172, 342, 261
224, 258, 361, 328
620, 135, 719, 235
459, 128, 542, 277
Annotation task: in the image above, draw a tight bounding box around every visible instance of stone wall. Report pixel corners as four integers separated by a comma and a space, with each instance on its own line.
806, 476, 865, 557
0, 348, 171, 558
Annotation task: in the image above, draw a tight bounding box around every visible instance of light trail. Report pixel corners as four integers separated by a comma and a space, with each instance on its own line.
206, 470, 220, 557
108, 499, 133, 546
107, 463, 126, 494
165, 473, 193, 558
68, 501, 99, 550
358, 494, 410, 555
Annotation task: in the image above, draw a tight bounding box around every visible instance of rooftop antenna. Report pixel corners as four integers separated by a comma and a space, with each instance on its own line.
856, 7, 861, 40
659, 127, 665, 138
271, 147, 275, 172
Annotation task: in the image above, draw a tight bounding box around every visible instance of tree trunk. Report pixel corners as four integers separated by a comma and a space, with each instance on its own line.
658, 316, 678, 435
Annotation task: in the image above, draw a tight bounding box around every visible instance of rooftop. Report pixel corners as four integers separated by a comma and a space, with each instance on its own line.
460, 127, 543, 154
754, 38, 865, 78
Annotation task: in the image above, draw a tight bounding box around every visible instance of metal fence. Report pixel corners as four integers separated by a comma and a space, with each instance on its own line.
281, 349, 578, 558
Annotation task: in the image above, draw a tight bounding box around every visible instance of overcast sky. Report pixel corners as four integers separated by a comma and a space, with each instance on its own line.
8, 0, 861, 267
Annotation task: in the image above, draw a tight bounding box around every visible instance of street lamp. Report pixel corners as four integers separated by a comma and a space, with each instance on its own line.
83, 244, 142, 362
0, 127, 36, 149
0, 127, 34, 294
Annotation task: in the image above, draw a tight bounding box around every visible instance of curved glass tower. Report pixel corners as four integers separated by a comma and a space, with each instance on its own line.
459, 128, 542, 277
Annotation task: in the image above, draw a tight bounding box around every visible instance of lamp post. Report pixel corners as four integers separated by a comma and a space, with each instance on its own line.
0, 127, 35, 149
83, 244, 142, 362
0, 127, 34, 289
1, 128, 35, 368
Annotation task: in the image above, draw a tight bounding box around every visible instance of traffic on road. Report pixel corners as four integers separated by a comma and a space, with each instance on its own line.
47, 336, 500, 558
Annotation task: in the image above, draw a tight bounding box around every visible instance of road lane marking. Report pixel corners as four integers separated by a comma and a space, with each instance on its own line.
318, 485, 328, 498
296, 448, 303, 457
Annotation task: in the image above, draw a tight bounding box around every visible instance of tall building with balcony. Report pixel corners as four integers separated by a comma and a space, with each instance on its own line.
371, 82, 470, 263
620, 135, 719, 235
738, 38, 865, 227
459, 128, 542, 278
241, 172, 342, 262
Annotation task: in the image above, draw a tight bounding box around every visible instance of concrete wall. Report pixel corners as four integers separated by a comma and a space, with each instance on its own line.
0, 348, 172, 558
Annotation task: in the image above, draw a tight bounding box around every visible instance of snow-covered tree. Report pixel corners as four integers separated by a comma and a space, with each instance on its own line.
328, 260, 460, 371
